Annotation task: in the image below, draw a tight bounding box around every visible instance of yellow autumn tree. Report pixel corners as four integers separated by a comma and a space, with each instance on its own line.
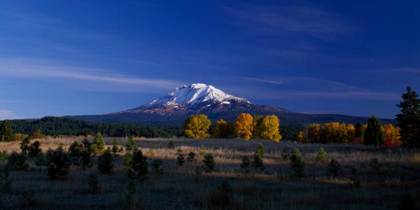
183, 114, 211, 139
235, 113, 255, 140
259, 115, 282, 142
382, 124, 401, 145
298, 131, 305, 143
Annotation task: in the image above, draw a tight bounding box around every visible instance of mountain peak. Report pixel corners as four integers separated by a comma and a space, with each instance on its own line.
147, 83, 250, 107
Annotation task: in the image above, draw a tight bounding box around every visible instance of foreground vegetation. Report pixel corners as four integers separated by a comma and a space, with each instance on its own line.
0, 137, 419, 209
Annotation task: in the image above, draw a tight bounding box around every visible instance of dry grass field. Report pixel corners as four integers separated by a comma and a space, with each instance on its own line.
0, 137, 419, 209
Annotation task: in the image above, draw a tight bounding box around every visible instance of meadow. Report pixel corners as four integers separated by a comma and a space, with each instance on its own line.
0, 137, 419, 209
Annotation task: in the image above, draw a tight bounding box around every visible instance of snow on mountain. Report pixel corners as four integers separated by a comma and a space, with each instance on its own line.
147, 83, 250, 106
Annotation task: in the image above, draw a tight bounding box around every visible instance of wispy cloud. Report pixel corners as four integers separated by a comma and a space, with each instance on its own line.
0, 110, 19, 120
241, 77, 283, 84
0, 58, 181, 90
223, 5, 357, 39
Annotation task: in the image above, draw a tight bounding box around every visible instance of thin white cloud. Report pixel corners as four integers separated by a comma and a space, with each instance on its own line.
241, 77, 283, 84
0, 110, 19, 120
0, 58, 181, 90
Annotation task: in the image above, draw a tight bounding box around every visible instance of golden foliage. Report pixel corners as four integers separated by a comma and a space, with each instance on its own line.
302, 122, 357, 144
235, 113, 255, 140
382, 124, 401, 145
258, 115, 282, 142
14, 133, 29, 141
183, 114, 211, 139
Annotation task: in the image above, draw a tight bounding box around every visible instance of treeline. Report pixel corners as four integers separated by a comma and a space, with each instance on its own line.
184, 113, 286, 141
5, 117, 183, 138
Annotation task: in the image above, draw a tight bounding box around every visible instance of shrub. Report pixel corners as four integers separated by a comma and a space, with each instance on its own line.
47, 147, 70, 180
1, 150, 7, 163
20, 137, 30, 155
199, 145, 206, 157
398, 193, 415, 210
281, 146, 291, 160
252, 154, 264, 172
0, 164, 12, 193
240, 156, 251, 175
167, 140, 174, 149
98, 149, 114, 174
177, 149, 185, 166
148, 149, 155, 156
203, 154, 215, 173
349, 168, 361, 188
126, 136, 135, 152
187, 151, 196, 163
112, 138, 119, 156
68, 141, 82, 167
151, 160, 163, 174
316, 147, 328, 163
290, 148, 306, 177
28, 141, 42, 158
129, 150, 148, 181
88, 173, 101, 194
327, 159, 341, 177
255, 143, 264, 158
34, 154, 46, 166
123, 153, 133, 169
368, 158, 382, 173
7, 152, 29, 171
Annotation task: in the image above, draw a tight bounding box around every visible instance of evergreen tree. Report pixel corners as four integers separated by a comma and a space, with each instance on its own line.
8, 152, 29, 171
202, 154, 215, 173
396, 86, 420, 147
112, 138, 119, 156
123, 153, 133, 170
176, 149, 185, 166
355, 122, 364, 138
97, 148, 114, 174
167, 140, 175, 149
47, 147, 70, 180
151, 160, 163, 174
364, 116, 385, 146
315, 147, 328, 163
126, 136, 135, 152
130, 150, 148, 181
81, 139, 93, 170
20, 137, 30, 155
255, 143, 264, 158
92, 133, 105, 154
88, 173, 101, 194
290, 148, 306, 177
187, 151, 196, 163
68, 141, 82, 166
252, 153, 264, 171
28, 141, 42, 158
0, 120, 15, 142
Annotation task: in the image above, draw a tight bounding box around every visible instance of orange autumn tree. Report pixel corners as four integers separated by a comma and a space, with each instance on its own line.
382, 124, 401, 146
235, 113, 255, 140
183, 114, 211, 139
259, 115, 282, 142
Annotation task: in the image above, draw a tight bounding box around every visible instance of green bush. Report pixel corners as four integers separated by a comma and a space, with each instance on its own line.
167, 140, 174, 149
92, 133, 105, 154
240, 157, 251, 175
203, 154, 215, 173
199, 145, 206, 157
20, 137, 30, 155
112, 138, 119, 156
290, 148, 306, 177
187, 151, 196, 163
252, 154, 264, 172
126, 136, 135, 152
316, 147, 328, 163
129, 150, 148, 181
151, 160, 163, 174
97, 149, 114, 174
282, 146, 291, 160
68, 141, 82, 167
88, 173, 101, 194
123, 153, 133, 170
81, 139, 93, 170
327, 159, 341, 177
28, 141, 42, 158
47, 147, 70, 180
255, 143, 264, 158
7, 152, 28, 171
177, 149, 185, 166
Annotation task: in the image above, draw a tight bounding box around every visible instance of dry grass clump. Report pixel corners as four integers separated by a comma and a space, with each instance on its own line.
0, 137, 419, 209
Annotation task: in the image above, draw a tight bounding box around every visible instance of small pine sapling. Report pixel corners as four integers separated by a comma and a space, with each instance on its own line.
203, 154, 215, 173
282, 146, 291, 160
252, 154, 264, 172
316, 147, 328, 163
199, 145, 206, 157
7, 152, 29, 171
151, 160, 163, 174
368, 158, 382, 173
126, 136, 135, 152
112, 138, 119, 156
177, 149, 185, 166
88, 173, 101, 194
255, 143, 264, 158
187, 151, 196, 163
28, 141, 42, 158
290, 148, 306, 177
167, 140, 175, 149
240, 156, 251, 175
327, 159, 341, 177
97, 148, 114, 174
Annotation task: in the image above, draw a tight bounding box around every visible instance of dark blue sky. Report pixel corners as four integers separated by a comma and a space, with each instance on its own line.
0, 0, 419, 119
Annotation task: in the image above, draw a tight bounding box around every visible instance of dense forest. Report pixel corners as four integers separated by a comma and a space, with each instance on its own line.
6, 117, 183, 138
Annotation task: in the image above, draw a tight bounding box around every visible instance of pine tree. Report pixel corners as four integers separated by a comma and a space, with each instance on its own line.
28, 141, 42, 158
81, 139, 93, 170
20, 137, 30, 155
47, 147, 70, 180
176, 149, 185, 166
396, 86, 420, 147
68, 141, 82, 166
202, 154, 215, 173
364, 116, 385, 146
355, 122, 364, 138
316, 147, 328, 163
112, 138, 119, 156
167, 140, 175, 149
88, 173, 101, 194
255, 143, 264, 158
92, 133, 105, 154
130, 149, 148, 181
97, 148, 114, 174
0, 120, 15, 142
290, 148, 306, 177
126, 136, 135, 152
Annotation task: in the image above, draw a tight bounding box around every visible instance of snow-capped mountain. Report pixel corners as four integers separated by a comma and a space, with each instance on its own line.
73, 83, 396, 125
117, 83, 288, 116
147, 83, 249, 106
